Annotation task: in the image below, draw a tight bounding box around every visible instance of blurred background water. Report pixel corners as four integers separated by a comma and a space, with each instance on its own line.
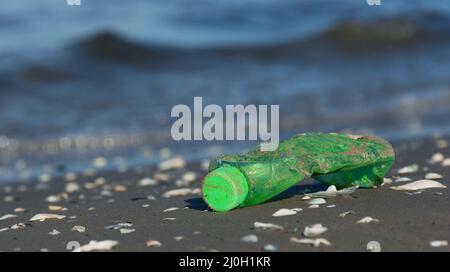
1, 0, 450, 183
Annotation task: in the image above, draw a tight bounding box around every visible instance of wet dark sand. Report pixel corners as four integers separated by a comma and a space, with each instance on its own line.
0, 137, 449, 252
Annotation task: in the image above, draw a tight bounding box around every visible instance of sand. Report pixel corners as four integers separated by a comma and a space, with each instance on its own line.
0, 137, 449, 252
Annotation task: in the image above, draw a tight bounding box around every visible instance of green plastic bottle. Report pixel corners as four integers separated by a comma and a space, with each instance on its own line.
202, 133, 395, 212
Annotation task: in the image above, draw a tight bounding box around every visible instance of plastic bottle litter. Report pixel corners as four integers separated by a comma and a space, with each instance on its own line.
202, 133, 395, 212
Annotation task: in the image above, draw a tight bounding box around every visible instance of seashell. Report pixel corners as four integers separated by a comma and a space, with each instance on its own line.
71, 225, 86, 233
0, 214, 17, 221
240, 234, 258, 243
290, 237, 331, 247
390, 180, 446, 191
307, 198, 326, 205
253, 222, 284, 231
303, 224, 328, 237
29, 213, 66, 222
430, 240, 448, 247
146, 240, 162, 247
162, 188, 200, 198
395, 177, 412, 183
425, 173, 443, 180
397, 164, 419, 174
119, 228, 135, 234
442, 158, 450, 167
48, 229, 61, 235
73, 240, 118, 252
163, 207, 179, 212
138, 178, 157, 187
356, 216, 379, 223
339, 211, 355, 217
272, 208, 297, 217
65, 182, 80, 193
158, 156, 186, 171
429, 153, 444, 164
262, 244, 277, 251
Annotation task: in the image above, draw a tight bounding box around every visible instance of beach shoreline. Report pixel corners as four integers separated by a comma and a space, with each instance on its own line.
0, 136, 449, 252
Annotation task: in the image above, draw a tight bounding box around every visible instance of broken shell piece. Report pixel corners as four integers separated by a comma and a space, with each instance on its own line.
14, 207, 26, 213
92, 157, 107, 169
48, 229, 61, 235
357, 216, 379, 224
339, 211, 355, 217
119, 228, 135, 234
48, 205, 65, 211
105, 222, 133, 230
240, 234, 258, 243
425, 173, 443, 180
0, 214, 17, 221
395, 177, 412, 183
29, 213, 66, 222
45, 195, 62, 203
262, 244, 277, 251
65, 182, 80, 193
114, 185, 127, 192
430, 240, 448, 247
174, 236, 184, 241
307, 198, 326, 205
290, 237, 331, 247
73, 240, 118, 252
253, 222, 284, 231
146, 240, 162, 247
163, 207, 179, 212
162, 188, 200, 198
272, 208, 298, 217
182, 172, 197, 183
442, 158, 450, 167
309, 205, 319, 209
382, 178, 393, 185
429, 153, 444, 164
305, 185, 358, 198
158, 156, 186, 171
10, 223, 27, 230
71, 225, 86, 233
398, 164, 419, 174
303, 224, 328, 237
138, 178, 157, 187
390, 180, 446, 191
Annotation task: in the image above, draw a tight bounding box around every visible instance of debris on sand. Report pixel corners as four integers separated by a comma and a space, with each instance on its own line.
395, 177, 412, 183
163, 207, 179, 212
174, 236, 184, 241
10, 223, 27, 230
262, 244, 277, 251
240, 234, 258, 243
308, 205, 319, 209
339, 211, 355, 217
14, 207, 26, 213
146, 240, 162, 248
138, 177, 157, 187
382, 178, 393, 185
71, 225, 86, 233
430, 240, 448, 247
303, 224, 328, 237
29, 213, 66, 222
272, 208, 298, 217
65, 182, 80, 193
162, 217, 176, 221
253, 222, 284, 231
48, 229, 61, 235
162, 188, 200, 198
357, 216, 379, 224
307, 198, 326, 205
182, 172, 197, 183
114, 185, 127, 192
397, 164, 419, 174
120, 228, 135, 234
38, 174, 52, 183
390, 180, 446, 191
442, 158, 450, 167
45, 195, 62, 203
429, 153, 444, 164
92, 157, 108, 169
0, 214, 17, 221
73, 240, 118, 252
290, 237, 331, 247
105, 222, 133, 230
48, 205, 66, 211
425, 173, 443, 180
158, 156, 186, 171
305, 185, 358, 198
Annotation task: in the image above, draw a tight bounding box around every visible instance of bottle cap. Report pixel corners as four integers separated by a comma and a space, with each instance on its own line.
202, 165, 248, 212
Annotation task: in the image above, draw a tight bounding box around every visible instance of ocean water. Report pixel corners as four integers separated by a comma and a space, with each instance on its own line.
1, 0, 450, 182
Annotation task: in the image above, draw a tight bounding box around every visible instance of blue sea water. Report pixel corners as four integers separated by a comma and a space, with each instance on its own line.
1, 0, 450, 182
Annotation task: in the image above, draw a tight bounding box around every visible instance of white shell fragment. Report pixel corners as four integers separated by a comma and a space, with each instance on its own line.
240, 234, 258, 243
382, 178, 393, 185
390, 180, 446, 191
71, 225, 86, 233
119, 228, 135, 234
262, 244, 278, 251
146, 240, 162, 247
425, 173, 443, 180
138, 178, 157, 187
308, 205, 319, 209
162, 188, 200, 198
105, 222, 133, 230
339, 211, 355, 217
48, 229, 61, 235
73, 240, 118, 252
305, 185, 358, 198
272, 208, 298, 217
395, 177, 412, 183
158, 156, 186, 171
357, 216, 379, 224
429, 153, 444, 164
397, 164, 419, 174
442, 158, 450, 167
163, 207, 179, 212
307, 198, 326, 205
303, 224, 328, 237
430, 240, 448, 247
65, 182, 80, 193
253, 222, 284, 231
29, 213, 66, 222
0, 214, 17, 221
290, 237, 331, 247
